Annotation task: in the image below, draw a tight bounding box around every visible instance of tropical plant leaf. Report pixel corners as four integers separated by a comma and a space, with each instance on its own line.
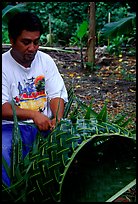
120, 118, 133, 128
84, 100, 93, 119
96, 101, 108, 122
75, 97, 98, 118
106, 179, 136, 202
69, 105, 78, 123
113, 114, 126, 125
2, 3, 27, 25
11, 100, 23, 182
101, 13, 136, 39
2, 156, 11, 178
77, 21, 88, 39
63, 87, 74, 118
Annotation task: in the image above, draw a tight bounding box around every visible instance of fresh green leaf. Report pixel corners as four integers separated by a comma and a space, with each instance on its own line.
77, 21, 88, 39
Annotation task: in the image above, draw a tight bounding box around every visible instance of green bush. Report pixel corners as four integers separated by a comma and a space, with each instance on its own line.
2, 2, 136, 50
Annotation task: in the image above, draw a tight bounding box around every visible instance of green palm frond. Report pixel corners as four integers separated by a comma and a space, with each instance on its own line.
96, 100, 108, 122
75, 97, 98, 118
101, 13, 136, 39
63, 86, 75, 118
11, 100, 23, 183
84, 100, 93, 119
2, 4, 27, 26
113, 114, 127, 125
2, 93, 136, 202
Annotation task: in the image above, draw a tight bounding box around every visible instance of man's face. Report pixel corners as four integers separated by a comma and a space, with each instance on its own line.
10, 30, 40, 67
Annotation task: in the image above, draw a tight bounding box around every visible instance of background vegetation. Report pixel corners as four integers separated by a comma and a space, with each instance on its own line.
2, 2, 136, 55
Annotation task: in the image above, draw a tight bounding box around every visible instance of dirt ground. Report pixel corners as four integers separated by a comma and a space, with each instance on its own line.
46, 49, 136, 131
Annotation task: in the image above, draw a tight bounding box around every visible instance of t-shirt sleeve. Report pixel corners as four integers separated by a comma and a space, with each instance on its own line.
2, 68, 10, 105
44, 55, 68, 103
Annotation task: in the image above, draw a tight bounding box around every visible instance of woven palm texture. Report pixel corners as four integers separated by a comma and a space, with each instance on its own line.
2, 88, 136, 202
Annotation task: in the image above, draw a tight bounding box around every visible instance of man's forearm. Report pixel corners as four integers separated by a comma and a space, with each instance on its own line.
50, 98, 65, 120
2, 102, 53, 131
2, 102, 35, 121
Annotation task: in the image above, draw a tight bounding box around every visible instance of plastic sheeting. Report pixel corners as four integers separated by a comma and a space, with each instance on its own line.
2, 120, 50, 186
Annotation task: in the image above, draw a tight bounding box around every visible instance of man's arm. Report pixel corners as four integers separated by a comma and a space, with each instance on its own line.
2, 102, 52, 131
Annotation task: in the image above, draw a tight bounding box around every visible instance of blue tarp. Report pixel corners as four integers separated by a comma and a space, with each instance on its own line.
2, 121, 50, 186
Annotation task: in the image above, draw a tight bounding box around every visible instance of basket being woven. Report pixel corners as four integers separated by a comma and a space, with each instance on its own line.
2, 117, 136, 202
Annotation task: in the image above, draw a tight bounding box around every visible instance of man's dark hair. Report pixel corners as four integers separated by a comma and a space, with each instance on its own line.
8, 11, 43, 41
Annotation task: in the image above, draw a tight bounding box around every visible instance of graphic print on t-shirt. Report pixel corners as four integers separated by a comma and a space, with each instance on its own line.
14, 75, 46, 112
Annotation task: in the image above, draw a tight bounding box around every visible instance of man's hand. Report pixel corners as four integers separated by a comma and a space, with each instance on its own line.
32, 111, 53, 131
2, 100, 65, 131
50, 117, 61, 130
2, 102, 53, 131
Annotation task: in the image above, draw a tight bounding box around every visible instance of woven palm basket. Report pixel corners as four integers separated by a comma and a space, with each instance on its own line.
2, 90, 136, 202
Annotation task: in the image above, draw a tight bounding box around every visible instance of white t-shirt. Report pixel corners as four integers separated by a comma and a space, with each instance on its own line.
2, 50, 68, 119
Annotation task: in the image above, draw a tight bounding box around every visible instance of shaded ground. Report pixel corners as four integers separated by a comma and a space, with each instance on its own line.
46, 48, 136, 131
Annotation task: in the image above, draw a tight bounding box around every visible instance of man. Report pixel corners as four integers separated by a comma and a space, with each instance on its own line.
2, 11, 68, 130
2, 11, 68, 186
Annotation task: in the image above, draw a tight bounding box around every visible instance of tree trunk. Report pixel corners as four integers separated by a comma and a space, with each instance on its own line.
86, 2, 95, 68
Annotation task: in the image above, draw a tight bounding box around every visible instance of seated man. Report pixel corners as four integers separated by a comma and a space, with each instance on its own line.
2, 11, 68, 186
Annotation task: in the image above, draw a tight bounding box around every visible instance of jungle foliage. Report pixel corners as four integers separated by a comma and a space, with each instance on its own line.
2, 1, 136, 53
